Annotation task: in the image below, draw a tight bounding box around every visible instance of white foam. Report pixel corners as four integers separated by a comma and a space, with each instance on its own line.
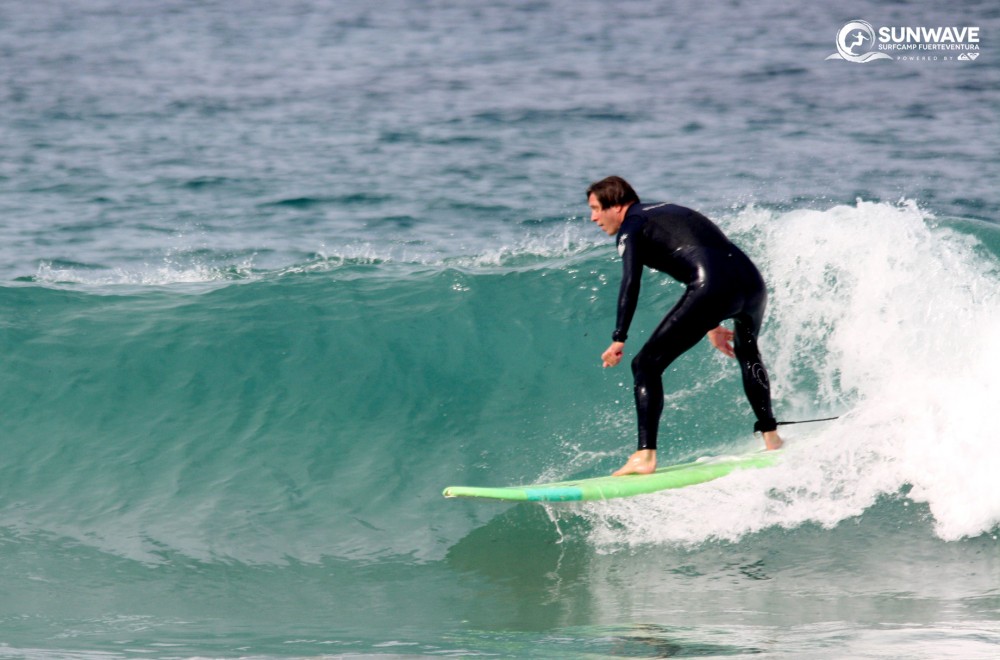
576, 200, 1000, 546
453, 221, 603, 269
32, 256, 255, 288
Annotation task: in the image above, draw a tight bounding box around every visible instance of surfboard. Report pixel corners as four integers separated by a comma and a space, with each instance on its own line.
442, 450, 781, 502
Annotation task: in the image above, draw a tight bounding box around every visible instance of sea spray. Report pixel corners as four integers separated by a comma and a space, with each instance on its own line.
576, 200, 1000, 547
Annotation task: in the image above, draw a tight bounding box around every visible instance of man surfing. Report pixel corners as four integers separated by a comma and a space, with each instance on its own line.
587, 176, 782, 477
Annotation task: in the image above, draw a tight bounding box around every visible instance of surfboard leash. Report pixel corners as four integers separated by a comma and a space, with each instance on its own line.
754, 416, 839, 435
777, 416, 840, 427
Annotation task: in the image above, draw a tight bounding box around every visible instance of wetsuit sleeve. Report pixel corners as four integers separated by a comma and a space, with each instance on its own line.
612, 231, 642, 342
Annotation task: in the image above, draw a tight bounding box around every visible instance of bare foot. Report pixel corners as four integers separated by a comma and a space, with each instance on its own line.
763, 431, 783, 450
613, 449, 657, 476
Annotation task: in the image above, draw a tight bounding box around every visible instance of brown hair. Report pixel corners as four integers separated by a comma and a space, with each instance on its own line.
586, 176, 640, 209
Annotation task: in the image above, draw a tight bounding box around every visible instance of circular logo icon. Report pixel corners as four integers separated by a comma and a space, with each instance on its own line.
837, 20, 878, 61
827, 19, 893, 63
827, 20, 892, 63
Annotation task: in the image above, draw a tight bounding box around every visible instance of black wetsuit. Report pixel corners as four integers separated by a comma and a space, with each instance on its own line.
613, 202, 777, 450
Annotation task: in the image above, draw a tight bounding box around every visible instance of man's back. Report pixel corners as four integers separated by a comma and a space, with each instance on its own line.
618, 202, 737, 285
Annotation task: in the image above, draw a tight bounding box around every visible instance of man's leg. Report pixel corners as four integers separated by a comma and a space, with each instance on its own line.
614, 290, 718, 475
732, 314, 782, 449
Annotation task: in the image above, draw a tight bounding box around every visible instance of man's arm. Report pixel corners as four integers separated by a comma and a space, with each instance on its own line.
602, 230, 642, 368
612, 230, 642, 343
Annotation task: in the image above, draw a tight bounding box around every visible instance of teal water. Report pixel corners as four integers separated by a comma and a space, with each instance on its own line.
2, 0, 1000, 657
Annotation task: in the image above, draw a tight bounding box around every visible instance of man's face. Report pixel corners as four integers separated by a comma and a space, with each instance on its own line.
588, 193, 626, 236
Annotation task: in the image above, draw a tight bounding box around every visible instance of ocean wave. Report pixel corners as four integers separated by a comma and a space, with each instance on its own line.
2, 200, 999, 566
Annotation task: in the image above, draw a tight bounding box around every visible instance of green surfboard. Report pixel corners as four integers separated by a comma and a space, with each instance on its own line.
443, 450, 781, 502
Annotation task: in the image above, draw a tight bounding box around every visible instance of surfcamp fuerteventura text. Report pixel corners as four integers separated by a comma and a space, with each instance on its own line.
827, 20, 982, 63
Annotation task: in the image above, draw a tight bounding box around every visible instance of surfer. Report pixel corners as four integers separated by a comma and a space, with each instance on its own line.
587, 176, 782, 476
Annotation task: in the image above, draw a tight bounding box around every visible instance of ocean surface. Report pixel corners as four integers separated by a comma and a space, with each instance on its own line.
2, 0, 999, 658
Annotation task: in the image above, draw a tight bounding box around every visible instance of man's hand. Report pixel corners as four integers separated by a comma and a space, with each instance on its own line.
706, 325, 735, 358
602, 341, 625, 368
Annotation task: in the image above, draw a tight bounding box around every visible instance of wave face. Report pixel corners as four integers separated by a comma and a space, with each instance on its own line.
1, 230, 614, 565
